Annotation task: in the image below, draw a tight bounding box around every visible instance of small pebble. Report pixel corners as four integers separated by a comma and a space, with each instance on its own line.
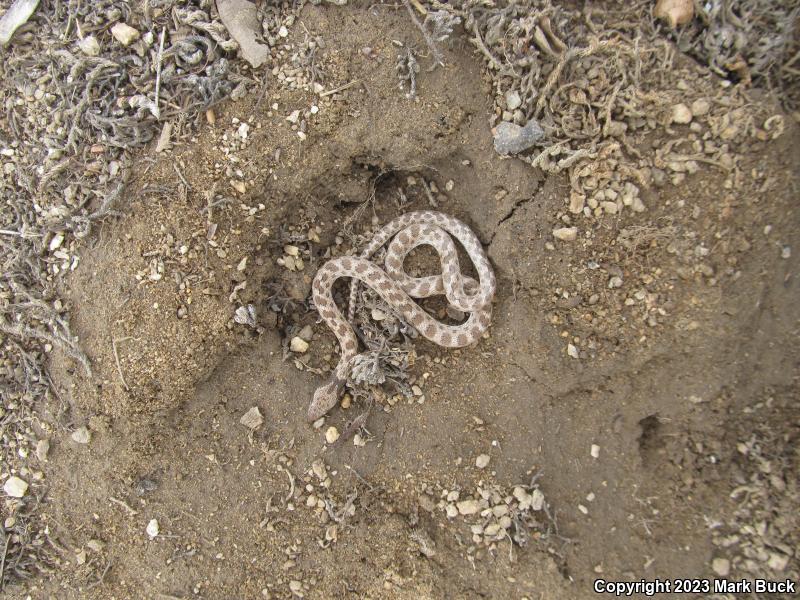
78, 35, 101, 57
591, 444, 600, 458
456, 499, 480, 515
691, 98, 710, 117
672, 103, 693, 124
601, 201, 618, 215
36, 439, 49, 462
578, 504, 589, 514
567, 344, 579, 359
493, 119, 545, 155
240, 407, 263, 430
325, 426, 340, 444
711, 557, 730, 577
146, 518, 159, 539
290, 337, 309, 353
530, 489, 544, 511
71, 426, 91, 444
553, 227, 578, 242
475, 454, 490, 469
505, 90, 522, 110
3, 476, 28, 498
767, 552, 789, 572
781, 246, 791, 259
49, 233, 64, 252
111, 22, 140, 46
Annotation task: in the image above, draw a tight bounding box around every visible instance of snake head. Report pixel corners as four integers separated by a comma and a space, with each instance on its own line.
307, 376, 345, 422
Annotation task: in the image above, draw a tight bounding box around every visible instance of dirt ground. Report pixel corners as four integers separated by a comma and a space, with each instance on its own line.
3, 2, 799, 599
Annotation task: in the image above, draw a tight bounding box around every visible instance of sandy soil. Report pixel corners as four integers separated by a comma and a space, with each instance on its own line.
6, 3, 799, 599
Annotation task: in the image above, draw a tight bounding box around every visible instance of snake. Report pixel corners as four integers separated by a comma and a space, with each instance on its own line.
307, 211, 496, 422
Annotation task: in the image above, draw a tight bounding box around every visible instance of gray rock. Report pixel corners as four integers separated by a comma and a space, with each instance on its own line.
505, 90, 521, 111
493, 119, 544, 155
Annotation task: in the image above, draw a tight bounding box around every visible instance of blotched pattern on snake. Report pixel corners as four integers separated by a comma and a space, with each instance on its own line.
308, 211, 496, 421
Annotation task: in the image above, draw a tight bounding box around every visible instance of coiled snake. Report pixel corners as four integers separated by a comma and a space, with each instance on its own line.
308, 211, 496, 421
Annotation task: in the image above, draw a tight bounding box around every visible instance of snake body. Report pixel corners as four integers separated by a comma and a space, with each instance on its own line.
308, 211, 496, 421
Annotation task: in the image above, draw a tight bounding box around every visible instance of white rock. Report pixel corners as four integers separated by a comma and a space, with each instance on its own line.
767, 552, 788, 572
456, 499, 480, 515
569, 193, 585, 214
672, 103, 693, 124
567, 344, 579, 359
286, 110, 301, 124
111, 22, 140, 46
36, 439, 49, 462
278, 25, 289, 38
690, 98, 710, 117
325, 426, 339, 444
591, 444, 600, 458
71, 426, 91, 444
530, 488, 544, 511
711, 557, 730, 576
146, 518, 159, 539
475, 454, 490, 469
290, 337, 309, 353
513, 486, 530, 504
49, 233, 64, 252
553, 227, 578, 242
78, 35, 101, 56
601, 201, 618, 215
445, 504, 458, 518
240, 407, 263, 430
3, 476, 28, 498
505, 90, 521, 111
237, 122, 250, 139
492, 505, 508, 517
578, 504, 589, 514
